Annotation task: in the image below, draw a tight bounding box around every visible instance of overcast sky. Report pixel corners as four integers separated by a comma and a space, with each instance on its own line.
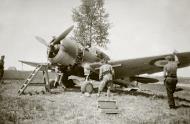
0, 0, 190, 76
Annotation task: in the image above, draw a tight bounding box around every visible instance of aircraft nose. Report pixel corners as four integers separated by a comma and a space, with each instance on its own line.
61, 39, 78, 59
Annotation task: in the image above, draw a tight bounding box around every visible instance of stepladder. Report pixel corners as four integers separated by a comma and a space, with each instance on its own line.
18, 65, 50, 95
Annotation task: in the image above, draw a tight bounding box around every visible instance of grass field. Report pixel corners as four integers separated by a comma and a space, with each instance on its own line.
0, 80, 190, 124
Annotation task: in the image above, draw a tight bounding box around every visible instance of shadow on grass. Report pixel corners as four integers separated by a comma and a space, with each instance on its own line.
64, 86, 81, 92
176, 104, 190, 109
175, 87, 184, 92
175, 97, 190, 104
112, 89, 190, 104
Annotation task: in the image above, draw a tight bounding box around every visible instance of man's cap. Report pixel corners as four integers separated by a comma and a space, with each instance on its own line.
1, 55, 5, 59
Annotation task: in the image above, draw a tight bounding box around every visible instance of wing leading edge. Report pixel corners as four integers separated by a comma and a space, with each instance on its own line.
19, 60, 48, 67
107, 52, 190, 79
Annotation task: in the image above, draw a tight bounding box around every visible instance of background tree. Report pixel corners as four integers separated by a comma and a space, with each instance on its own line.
72, 0, 110, 48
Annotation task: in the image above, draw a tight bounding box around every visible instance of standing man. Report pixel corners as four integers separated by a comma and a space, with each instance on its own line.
0, 55, 5, 82
83, 63, 91, 81
163, 52, 179, 109
98, 59, 114, 97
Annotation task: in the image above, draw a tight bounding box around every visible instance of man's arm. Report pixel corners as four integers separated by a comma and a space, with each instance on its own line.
163, 66, 167, 78
111, 66, 115, 77
99, 67, 103, 80
173, 51, 180, 65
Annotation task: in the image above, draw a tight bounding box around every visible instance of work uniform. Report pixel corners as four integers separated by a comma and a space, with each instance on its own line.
98, 63, 114, 94
83, 63, 91, 81
163, 55, 179, 108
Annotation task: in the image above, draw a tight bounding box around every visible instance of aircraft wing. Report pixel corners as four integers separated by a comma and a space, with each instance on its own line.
19, 60, 56, 71
90, 52, 190, 79
19, 60, 49, 67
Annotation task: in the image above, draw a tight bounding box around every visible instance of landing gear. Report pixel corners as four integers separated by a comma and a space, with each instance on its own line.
81, 81, 94, 94
51, 74, 75, 89
48, 80, 59, 89
45, 84, 51, 92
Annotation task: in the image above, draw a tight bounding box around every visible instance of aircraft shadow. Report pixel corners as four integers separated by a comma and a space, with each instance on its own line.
51, 86, 190, 104
176, 104, 190, 109
64, 86, 81, 92
112, 89, 190, 104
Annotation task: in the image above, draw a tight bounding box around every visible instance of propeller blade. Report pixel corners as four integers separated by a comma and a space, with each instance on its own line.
52, 25, 74, 45
35, 36, 49, 47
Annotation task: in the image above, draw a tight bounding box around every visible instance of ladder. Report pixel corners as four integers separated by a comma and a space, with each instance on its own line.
18, 65, 43, 95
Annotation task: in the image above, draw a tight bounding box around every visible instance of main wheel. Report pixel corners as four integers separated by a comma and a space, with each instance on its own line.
45, 84, 50, 92
81, 81, 94, 94
49, 80, 55, 89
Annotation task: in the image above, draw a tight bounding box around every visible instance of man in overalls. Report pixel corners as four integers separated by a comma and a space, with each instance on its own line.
98, 59, 114, 97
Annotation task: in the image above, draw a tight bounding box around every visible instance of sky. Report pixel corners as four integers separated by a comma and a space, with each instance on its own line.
0, 0, 190, 76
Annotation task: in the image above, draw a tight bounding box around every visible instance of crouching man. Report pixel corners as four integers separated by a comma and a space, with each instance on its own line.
98, 59, 114, 97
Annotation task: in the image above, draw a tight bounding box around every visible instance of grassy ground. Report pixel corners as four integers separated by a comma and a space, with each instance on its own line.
0, 80, 190, 124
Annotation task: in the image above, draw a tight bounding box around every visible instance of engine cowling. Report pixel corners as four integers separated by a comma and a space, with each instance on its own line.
48, 39, 78, 66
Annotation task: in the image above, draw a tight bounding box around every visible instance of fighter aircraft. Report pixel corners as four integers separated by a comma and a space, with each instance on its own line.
20, 25, 190, 93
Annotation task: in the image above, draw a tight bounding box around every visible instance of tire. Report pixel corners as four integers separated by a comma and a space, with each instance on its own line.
45, 84, 50, 92
45, 79, 55, 92
49, 80, 55, 89
81, 81, 94, 94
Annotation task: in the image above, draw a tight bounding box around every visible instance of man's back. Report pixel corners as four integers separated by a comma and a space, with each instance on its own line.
164, 61, 178, 77
100, 64, 112, 73
163, 54, 178, 109
99, 63, 114, 80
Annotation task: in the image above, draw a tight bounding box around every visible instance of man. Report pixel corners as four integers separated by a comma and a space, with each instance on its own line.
83, 63, 91, 81
0, 55, 5, 81
98, 59, 114, 97
163, 52, 179, 109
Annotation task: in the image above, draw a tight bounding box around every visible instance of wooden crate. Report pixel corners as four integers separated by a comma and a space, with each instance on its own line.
97, 100, 120, 114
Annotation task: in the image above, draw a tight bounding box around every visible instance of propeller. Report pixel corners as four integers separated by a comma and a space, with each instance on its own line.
35, 36, 49, 47
35, 25, 74, 59
52, 25, 74, 45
